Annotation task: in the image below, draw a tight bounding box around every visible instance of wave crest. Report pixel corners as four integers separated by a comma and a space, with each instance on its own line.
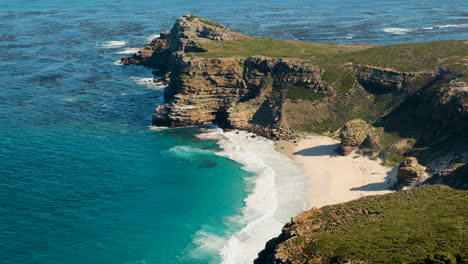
192, 128, 307, 264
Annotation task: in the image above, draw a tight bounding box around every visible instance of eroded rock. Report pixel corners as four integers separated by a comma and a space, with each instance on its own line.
397, 157, 427, 186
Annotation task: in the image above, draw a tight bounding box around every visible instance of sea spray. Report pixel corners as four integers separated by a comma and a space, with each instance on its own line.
194, 127, 307, 264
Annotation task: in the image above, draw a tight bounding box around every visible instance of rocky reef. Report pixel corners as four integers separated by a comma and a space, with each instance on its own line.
122, 14, 467, 185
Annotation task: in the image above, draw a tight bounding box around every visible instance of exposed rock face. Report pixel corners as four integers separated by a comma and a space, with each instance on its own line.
397, 157, 427, 186
121, 14, 248, 70
122, 15, 467, 184
338, 119, 376, 155
427, 163, 468, 190
353, 65, 428, 94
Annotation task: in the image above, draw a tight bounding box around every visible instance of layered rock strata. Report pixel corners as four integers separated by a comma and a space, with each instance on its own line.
122, 14, 467, 183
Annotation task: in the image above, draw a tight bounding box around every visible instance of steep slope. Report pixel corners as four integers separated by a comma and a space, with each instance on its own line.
122, 15, 468, 187
254, 185, 467, 264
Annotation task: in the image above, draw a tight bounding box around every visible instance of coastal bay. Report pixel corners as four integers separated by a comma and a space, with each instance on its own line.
276, 136, 396, 209
2, 1, 467, 263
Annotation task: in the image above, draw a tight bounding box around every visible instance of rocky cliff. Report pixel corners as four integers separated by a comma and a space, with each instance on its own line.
122, 15, 468, 264
123, 14, 468, 185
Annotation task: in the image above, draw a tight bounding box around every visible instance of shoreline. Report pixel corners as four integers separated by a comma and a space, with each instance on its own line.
195, 128, 307, 264
275, 135, 397, 209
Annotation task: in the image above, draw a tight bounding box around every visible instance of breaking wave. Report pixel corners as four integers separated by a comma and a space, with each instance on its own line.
191, 128, 307, 264
384, 24, 468, 35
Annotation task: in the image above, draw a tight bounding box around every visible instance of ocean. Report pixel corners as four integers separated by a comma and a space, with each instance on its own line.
1, 0, 467, 263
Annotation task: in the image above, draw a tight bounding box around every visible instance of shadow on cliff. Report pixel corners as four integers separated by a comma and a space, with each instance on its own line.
292, 144, 339, 156
350, 167, 398, 192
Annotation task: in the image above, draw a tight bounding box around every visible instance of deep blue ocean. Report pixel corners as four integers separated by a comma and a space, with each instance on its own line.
1, 0, 467, 263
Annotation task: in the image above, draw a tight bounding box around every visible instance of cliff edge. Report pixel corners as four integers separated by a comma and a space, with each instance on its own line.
122, 14, 468, 187
254, 185, 467, 264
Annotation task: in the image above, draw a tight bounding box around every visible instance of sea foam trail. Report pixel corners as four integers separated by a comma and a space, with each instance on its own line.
115, 47, 141, 54
99, 40, 126, 48
146, 34, 160, 42
384, 24, 468, 35
196, 128, 307, 264
130, 77, 166, 90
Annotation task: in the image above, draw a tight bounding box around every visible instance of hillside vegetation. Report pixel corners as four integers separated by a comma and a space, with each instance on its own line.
256, 185, 467, 264
195, 37, 468, 74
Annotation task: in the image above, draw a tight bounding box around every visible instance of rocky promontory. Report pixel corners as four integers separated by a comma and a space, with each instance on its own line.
123, 14, 467, 186
122, 15, 468, 264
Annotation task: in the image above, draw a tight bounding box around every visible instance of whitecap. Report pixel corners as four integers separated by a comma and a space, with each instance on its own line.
383, 27, 414, 35
130, 77, 166, 89
99, 40, 126, 48
146, 34, 160, 43
189, 229, 226, 261
115, 47, 141, 54
435, 24, 468, 28
167, 145, 215, 158
148, 126, 169, 131
112, 60, 122, 65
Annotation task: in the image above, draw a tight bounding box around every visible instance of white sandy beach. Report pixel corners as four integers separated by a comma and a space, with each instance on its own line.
276, 135, 397, 209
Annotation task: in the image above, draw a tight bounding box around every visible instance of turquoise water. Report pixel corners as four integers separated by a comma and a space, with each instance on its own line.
1, 0, 467, 263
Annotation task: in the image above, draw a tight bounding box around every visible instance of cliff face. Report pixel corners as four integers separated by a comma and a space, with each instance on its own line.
122, 15, 468, 264
122, 15, 468, 184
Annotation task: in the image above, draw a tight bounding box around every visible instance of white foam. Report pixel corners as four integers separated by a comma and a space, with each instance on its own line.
167, 146, 214, 158
189, 229, 226, 261
146, 34, 160, 43
435, 24, 468, 28
148, 126, 169, 131
100, 40, 126, 48
383, 27, 414, 35
112, 60, 122, 65
115, 48, 141, 54
130, 77, 166, 89
384, 24, 468, 35
194, 128, 307, 264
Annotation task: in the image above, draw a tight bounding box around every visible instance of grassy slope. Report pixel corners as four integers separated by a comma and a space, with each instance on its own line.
194, 38, 468, 73
194, 37, 370, 59
283, 185, 467, 264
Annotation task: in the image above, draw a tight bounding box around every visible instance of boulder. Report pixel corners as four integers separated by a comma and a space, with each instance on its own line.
397, 157, 426, 186
338, 119, 375, 156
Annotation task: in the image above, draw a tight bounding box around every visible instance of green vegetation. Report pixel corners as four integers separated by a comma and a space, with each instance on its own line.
287, 185, 467, 264
286, 85, 327, 102
193, 37, 370, 59
298, 121, 344, 134
322, 66, 346, 84
339, 75, 355, 92
193, 37, 467, 74
343, 40, 468, 72
187, 15, 224, 28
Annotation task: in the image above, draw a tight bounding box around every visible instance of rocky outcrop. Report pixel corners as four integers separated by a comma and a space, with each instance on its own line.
122, 15, 467, 185
338, 119, 377, 155
121, 14, 249, 70
427, 163, 468, 190
151, 53, 327, 138
397, 157, 427, 187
